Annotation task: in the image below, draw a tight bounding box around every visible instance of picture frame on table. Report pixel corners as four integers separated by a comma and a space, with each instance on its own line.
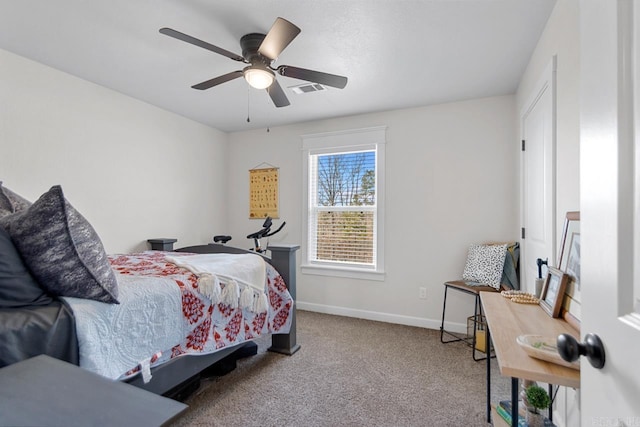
566, 233, 581, 288
558, 211, 581, 328
540, 267, 569, 318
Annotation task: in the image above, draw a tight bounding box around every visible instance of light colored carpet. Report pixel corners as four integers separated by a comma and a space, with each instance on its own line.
170, 310, 509, 427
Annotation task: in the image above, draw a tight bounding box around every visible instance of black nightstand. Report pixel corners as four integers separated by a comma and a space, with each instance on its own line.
0, 355, 187, 426
147, 238, 177, 251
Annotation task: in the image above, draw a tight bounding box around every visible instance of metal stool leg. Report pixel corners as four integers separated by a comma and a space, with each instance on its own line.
472, 295, 495, 361
440, 285, 470, 345
440, 285, 449, 343
472, 295, 492, 361
472, 294, 481, 361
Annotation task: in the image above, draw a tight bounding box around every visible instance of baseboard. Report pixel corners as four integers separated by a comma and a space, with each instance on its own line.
296, 301, 467, 334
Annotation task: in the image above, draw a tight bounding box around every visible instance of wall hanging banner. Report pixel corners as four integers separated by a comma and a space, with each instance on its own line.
249, 167, 279, 219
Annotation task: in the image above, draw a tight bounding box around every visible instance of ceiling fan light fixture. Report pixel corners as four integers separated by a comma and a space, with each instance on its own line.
243, 65, 275, 89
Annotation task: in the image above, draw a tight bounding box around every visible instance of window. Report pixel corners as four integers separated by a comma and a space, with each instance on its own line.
302, 127, 385, 280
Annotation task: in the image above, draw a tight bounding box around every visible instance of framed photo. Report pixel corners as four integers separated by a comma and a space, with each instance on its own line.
540, 267, 569, 318
557, 211, 581, 327
566, 232, 580, 288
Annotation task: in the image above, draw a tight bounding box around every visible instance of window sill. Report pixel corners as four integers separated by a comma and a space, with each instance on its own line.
301, 264, 385, 281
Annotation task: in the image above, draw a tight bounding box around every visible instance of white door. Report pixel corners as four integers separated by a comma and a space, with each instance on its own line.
581, 0, 640, 421
521, 60, 556, 295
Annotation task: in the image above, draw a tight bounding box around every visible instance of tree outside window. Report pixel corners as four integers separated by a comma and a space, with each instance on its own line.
311, 150, 376, 266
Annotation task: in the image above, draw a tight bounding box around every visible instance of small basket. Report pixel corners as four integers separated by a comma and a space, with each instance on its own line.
467, 314, 492, 353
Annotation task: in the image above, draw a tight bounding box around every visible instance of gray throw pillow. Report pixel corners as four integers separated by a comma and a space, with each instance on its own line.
0, 182, 15, 219
0, 182, 32, 219
0, 193, 10, 218
0, 185, 119, 304
0, 226, 53, 307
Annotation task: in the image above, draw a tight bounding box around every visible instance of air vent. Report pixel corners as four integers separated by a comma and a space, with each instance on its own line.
290, 83, 327, 94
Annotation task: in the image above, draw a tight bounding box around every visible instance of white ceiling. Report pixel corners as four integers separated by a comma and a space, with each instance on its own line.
0, 0, 556, 133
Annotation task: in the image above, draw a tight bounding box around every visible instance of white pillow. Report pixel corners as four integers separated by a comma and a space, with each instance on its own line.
462, 243, 508, 289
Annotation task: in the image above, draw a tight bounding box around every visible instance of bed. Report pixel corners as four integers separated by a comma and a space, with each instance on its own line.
0, 183, 298, 397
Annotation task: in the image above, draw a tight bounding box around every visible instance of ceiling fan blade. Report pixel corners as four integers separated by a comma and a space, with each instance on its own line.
266, 80, 290, 107
276, 65, 348, 89
191, 70, 244, 90
258, 17, 301, 61
160, 28, 245, 62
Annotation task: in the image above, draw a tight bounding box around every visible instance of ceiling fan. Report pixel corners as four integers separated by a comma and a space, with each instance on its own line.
159, 17, 348, 107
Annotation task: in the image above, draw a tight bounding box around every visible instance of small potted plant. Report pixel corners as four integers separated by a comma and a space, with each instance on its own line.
525, 384, 551, 427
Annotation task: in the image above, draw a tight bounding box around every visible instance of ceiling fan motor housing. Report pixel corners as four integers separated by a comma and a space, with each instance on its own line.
240, 33, 269, 66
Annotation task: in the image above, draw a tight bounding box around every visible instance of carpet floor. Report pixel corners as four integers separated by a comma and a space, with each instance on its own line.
170, 310, 509, 426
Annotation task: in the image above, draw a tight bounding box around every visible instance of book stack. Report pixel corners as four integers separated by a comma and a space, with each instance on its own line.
494, 400, 557, 427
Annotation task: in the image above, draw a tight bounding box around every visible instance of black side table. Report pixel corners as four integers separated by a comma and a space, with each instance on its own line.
0, 355, 187, 427
147, 238, 178, 251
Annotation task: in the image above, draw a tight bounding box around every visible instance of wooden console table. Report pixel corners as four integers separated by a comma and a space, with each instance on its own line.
480, 291, 580, 426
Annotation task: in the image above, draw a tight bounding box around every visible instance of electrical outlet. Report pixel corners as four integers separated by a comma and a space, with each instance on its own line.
419, 287, 427, 299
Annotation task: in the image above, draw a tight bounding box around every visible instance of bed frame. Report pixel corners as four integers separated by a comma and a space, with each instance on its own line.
124, 242, 300, 397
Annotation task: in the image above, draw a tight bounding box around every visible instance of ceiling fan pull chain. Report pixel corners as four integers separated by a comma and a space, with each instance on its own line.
246, 87, 251, 123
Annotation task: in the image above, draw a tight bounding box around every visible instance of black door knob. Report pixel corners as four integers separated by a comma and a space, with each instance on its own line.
557, 333, 606, 369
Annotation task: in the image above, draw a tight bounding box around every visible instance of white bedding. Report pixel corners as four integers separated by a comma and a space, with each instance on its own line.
63, 275, 184, 380
62, 251, 294, 381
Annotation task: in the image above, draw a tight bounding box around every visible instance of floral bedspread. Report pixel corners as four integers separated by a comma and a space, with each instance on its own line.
66, 251, 293, 380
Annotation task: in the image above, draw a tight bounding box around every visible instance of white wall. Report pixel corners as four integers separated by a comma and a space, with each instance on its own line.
226, 95, 519, 329
515, 1, 580, 426
518, 0, 580, 242
0, 48, 229, 253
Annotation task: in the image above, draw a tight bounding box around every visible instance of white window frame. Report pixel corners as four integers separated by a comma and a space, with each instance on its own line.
301, 126, 386, 281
